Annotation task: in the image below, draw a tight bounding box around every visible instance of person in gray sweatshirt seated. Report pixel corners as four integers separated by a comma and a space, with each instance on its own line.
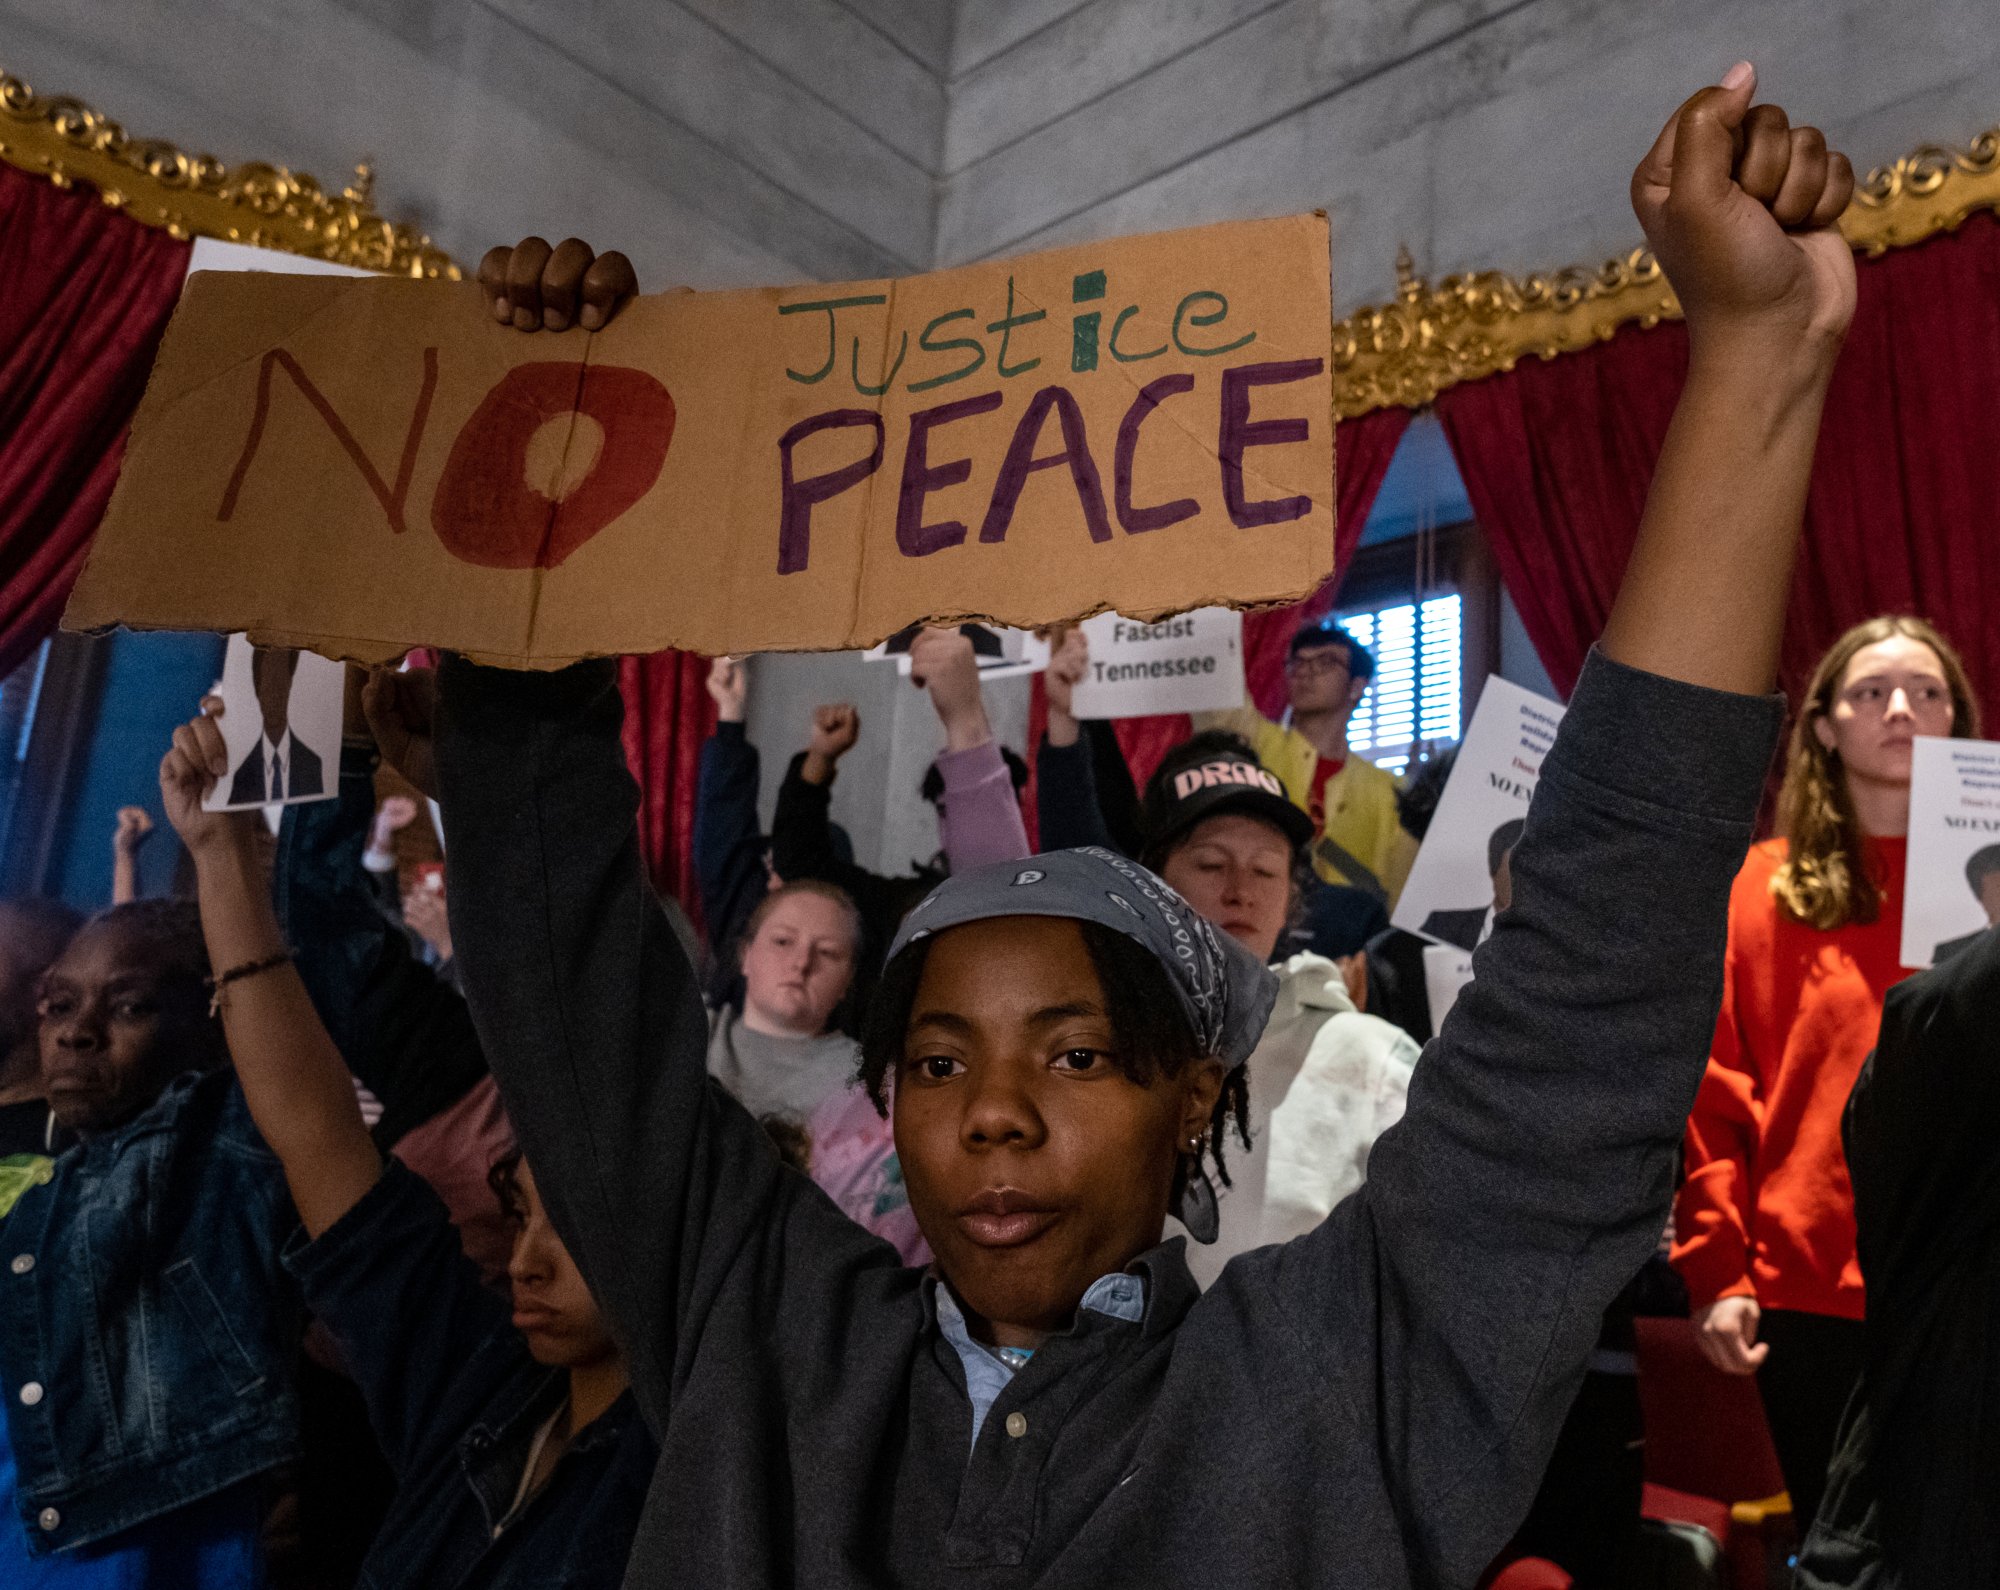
409, 67, 1852, 1588
703, 879, 863, 1132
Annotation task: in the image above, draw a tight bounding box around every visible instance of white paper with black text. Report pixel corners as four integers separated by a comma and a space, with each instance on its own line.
1070, 607, 1245, 719
1423, 942, 1477, 1034
203, 634, 344, 812
1392, 675, 1566, 948
1900, 735, 2000, 968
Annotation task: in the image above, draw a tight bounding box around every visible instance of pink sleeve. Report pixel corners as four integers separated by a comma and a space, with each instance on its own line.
389, 1075, 519, 1289
808, 1086, 932, 1267
933, 739, 1031, 872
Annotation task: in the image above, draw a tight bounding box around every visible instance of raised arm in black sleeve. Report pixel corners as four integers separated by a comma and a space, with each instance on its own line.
274, 743, 487, 1150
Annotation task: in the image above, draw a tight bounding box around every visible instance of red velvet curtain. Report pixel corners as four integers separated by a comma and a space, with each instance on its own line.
1438, 210, 2000, 712
1023, 406, 1412, 842
0, 163, 192, 679
619, 650, 716, 927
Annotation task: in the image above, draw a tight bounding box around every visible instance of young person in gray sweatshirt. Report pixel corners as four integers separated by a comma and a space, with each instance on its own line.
381, 66, 1855, 1589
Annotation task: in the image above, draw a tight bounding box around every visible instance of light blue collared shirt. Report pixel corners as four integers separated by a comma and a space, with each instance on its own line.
932, 1272, 1147, 1448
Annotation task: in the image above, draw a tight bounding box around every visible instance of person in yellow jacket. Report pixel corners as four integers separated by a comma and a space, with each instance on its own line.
1198, 616, 1406, 904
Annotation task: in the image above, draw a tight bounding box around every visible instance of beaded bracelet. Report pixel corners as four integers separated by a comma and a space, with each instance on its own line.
206, 949, 296, 1016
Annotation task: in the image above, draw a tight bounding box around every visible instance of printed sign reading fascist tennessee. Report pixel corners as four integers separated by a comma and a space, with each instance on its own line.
65, 214, 1336, 668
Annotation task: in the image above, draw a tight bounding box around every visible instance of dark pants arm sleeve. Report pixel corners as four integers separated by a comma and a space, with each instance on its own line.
693, 723, 767, 952
1259, 649, 1783, 1585
436, 658, 884, 1433
1036, 735, 1118, 854
274, 745, 488, 1149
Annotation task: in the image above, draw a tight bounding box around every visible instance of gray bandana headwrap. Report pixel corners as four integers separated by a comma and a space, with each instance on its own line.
886, 847, 1278, 1069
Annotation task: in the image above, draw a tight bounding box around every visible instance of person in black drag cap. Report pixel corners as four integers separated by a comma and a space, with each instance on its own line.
1049, 727, 1421, 1287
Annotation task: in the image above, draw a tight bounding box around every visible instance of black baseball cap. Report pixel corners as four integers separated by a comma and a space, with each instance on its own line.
1139, 732, 1314, 867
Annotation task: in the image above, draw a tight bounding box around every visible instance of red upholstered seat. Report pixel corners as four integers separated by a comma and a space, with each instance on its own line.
1634, 1318, 1794, 1589
1485, 1557, 1573, 1590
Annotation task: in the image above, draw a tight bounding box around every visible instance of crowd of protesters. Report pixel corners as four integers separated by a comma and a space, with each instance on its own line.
0, 67, 1987, 1590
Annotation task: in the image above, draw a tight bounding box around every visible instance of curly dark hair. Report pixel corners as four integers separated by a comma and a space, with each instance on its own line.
858, 917, 1252, 1198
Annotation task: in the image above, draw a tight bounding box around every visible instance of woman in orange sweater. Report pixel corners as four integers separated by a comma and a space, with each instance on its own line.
1674, 614, 1980, 1533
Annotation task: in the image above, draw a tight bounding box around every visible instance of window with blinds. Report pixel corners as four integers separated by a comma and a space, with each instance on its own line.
1337, 593, 1463, 774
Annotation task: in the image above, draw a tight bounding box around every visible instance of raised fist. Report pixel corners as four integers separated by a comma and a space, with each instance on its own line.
1045, 626, 1090, 719
158, 699, 253, 856
809, 704, 861, 762
113, 806, 156, 855
707, 656, 748, 723
1632, 64, 1856, 356
363, 668, 440, 800
477, 237, 638, 333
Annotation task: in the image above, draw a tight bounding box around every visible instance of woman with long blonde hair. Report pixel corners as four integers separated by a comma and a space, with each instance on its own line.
1675, 614, 1980, 1535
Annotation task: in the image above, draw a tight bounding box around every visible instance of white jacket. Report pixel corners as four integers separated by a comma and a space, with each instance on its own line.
1172, 952, 1421, 1289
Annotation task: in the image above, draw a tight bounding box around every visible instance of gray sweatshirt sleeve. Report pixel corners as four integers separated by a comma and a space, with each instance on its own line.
1262, 649, 1782, 1584
434, 657, 892, 1433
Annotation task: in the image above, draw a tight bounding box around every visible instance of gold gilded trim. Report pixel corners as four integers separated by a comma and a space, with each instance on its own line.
1333, 245, 1676, 419
1844, 127, 2000, 254
1335, 122, 2000, 418
0, 71, 459, 278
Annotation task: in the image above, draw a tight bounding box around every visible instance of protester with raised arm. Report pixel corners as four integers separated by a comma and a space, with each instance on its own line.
692, 655, 774, 1006
772, 624, 1031, 980
108, 806, 153, 906
158, 702, 656, 1590
417, 75, 1853, 1586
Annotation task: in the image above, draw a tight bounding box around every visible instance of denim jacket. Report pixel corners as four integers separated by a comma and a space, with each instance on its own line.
0, 1068, 300, 1554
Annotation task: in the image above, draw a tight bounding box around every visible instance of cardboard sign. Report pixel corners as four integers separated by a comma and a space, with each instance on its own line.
1393, 676, 1566, 948
1900, 735, 2000, 968
865, 622, 1050, 681
1070, 606, 1245, 719
204, 635, 344, 812
65, 215, 1335, 668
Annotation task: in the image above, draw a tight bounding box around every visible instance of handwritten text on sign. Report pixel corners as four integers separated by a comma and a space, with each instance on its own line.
66, 215, 1335, 668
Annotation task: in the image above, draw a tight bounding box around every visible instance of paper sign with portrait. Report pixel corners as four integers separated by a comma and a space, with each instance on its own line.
202, 635, 344, 812
1392, 677, 1567, 949
1900, 735, 2000, 969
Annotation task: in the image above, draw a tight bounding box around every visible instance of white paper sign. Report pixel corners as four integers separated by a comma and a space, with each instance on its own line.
1070, 607, 1245, 719
1900, 735, 2000, 968
1393, 676, 1565, 948
864, 622, 1050, 681
1423, 942, 1477, 1034
186, 238, 373, 281
203, 634, 344, 812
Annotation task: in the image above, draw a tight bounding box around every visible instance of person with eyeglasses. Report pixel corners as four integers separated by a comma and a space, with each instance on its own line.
1196, 618, 1406, 905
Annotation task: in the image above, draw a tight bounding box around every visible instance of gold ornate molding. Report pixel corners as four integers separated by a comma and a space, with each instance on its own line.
1333, 245, 1677, 419
1844, 126, 2000, 254
1334, 122, 2000, 418
0, 70, 459, 278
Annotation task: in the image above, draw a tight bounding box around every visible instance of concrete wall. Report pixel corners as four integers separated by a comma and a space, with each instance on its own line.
1, 0, 944, 289
938, 0, 2000, 313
